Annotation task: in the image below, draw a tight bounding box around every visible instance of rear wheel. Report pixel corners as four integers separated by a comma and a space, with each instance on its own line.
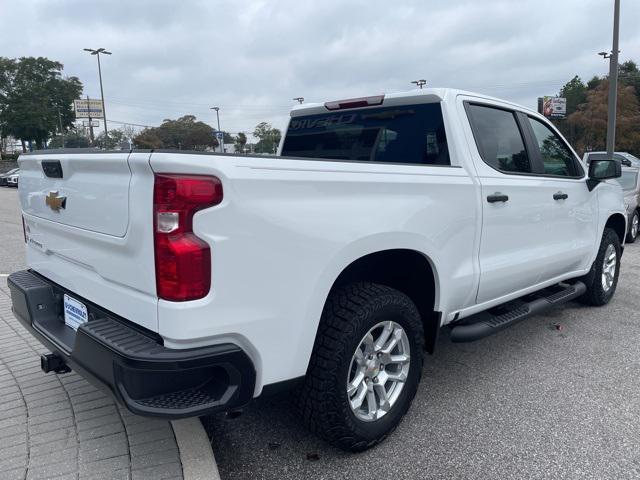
297, 282, 424, 452
579, 228, 621, 306
626, 211, 638, 243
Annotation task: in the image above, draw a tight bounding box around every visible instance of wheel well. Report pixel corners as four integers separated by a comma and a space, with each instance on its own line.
331, 249, 440, 353
605, 213, 626, 243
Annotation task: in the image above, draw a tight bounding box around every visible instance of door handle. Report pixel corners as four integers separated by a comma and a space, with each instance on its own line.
487, 193, 509, 203
553, 192, 569, 200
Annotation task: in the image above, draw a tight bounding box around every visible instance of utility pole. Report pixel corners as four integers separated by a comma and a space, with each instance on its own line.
87, 95, 95, 145
599, 0, 621, 159
210, 107, 222, 152
84, 48, 112, 138
411, 79, 427, 89
56, 104, 65, 148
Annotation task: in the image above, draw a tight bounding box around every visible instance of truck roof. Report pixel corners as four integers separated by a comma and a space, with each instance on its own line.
290, 87, 539, 117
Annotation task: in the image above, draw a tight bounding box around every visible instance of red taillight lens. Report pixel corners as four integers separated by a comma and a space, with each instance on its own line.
153, 174, 223, 301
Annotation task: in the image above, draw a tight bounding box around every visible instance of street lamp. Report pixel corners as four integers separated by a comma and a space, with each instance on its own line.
293, 97, 304, 104
84, 47, 112, 138
210, 107, 222, 153
598, 0, 621, 160
411, 79, 427, 89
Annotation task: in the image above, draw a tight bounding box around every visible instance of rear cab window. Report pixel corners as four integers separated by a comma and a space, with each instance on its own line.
281, 103, 450, 166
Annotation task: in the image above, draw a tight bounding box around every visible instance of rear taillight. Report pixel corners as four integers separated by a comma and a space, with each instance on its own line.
153, 174, 223, 301
324, 95, 385, 111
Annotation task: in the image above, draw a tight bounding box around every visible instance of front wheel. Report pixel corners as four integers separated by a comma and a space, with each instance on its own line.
627, 211, 638, 243
297, 282, 424, 452
579, 227, 621, 306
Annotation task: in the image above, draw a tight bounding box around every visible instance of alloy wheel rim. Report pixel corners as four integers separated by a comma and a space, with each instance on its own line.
347, 321, 411, 422
601, 244, 617, 292
632, 214, 638, 239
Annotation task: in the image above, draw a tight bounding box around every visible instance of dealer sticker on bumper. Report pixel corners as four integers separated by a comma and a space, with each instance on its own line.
64, 294, 88, 331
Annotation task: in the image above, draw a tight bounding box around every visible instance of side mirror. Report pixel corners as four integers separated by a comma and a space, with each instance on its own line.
587, 159, 621, 191
589, 159, 621, 181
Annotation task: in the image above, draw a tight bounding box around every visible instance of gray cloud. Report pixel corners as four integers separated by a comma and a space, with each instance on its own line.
2, 0, 639, 136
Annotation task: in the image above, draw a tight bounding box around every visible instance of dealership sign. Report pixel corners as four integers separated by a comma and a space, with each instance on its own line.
74, 99, 104, 119
537, 96, 567, 119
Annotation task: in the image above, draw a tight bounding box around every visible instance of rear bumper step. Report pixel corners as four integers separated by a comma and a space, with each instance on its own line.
7, 269, 256, 419
450, 281, 586, 343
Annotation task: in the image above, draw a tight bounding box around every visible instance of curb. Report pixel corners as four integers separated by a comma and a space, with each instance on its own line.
171, 418, 221, 480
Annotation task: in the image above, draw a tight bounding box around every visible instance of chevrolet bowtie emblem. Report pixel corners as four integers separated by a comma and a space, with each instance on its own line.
45, 191, 66, 211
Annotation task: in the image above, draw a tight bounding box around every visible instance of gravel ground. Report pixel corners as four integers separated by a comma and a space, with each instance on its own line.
206, 225, 640, 479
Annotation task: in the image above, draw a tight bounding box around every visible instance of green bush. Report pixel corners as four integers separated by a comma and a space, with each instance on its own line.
1, 152, 20, 161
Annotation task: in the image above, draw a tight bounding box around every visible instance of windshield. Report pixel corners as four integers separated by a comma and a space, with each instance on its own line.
618, 170, 638, 191
282, 103, 450, 166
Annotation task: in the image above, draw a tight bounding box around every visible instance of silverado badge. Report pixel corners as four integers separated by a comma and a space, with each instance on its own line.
45, 191, 66, 211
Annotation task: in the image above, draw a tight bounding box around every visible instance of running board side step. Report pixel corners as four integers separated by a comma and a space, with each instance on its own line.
450, 281, 586, 343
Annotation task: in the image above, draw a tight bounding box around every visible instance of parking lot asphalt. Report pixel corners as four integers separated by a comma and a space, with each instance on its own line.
206, 226, 640, 478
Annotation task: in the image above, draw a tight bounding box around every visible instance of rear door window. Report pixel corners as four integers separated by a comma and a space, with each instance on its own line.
466, 104, 532, 174
281, 103, 450, 165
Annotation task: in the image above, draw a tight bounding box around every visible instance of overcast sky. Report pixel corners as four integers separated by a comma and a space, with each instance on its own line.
2, 0, 639, 137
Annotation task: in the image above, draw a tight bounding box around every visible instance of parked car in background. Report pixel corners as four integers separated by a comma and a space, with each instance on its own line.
0, 167, 19, 187
7, 170, 19, 187
618, 166, 640, 243
584, 151, 640, 168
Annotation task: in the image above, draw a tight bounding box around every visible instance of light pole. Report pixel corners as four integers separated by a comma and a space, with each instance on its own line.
411, 79, 427, 89
53, 103, 65, 148
210, 107, 222, 152
293, 97, 304, 104
598, 0, 621, 160
84, 47, 112, 138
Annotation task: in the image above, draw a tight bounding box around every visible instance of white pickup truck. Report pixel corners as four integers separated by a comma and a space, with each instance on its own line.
8, 88, 626, 451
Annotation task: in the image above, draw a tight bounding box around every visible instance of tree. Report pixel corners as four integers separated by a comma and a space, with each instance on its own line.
132, 115, 217, 151
132, 128, 163, 149
48, 131, 90, 149
565, 80, 640, 155
0, 57, 83, 151
96, 129, 128, 149
587, 75, 602, 90
253, 122, 281, 154
554, 76, 588, 144
234, 132, 247, 153
559, 76, 587, 116
619, 60, 640, 102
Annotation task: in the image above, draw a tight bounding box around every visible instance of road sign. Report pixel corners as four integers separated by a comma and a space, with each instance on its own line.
215, 131, 224, 140
82, 120, 99, 127
74, 99, 104, 119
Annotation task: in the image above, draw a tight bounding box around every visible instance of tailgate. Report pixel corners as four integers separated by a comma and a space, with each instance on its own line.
19, 152, 131, 236
18, 151, 159, 332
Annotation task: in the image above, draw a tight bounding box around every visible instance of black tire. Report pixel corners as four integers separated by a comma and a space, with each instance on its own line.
579, 228, 621, 306
297, 282, 424, 452
626, 211, 638, 243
